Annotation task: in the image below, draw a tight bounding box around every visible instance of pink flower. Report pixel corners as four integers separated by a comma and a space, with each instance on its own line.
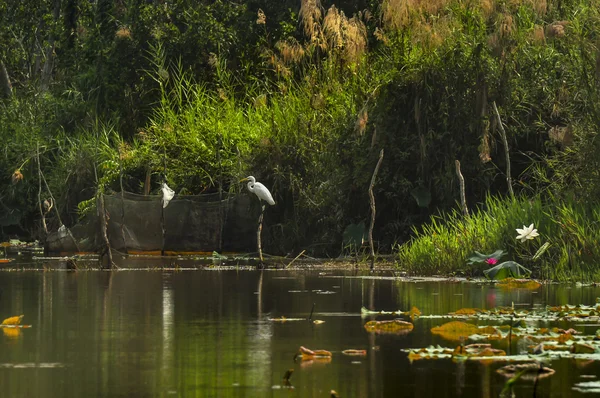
485, 258, 498, 265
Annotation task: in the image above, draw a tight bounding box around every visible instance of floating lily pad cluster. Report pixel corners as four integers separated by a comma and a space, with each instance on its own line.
358, 298, 600, 395
390, 300, 600, 396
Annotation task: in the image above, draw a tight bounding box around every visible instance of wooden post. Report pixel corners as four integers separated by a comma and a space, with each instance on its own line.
118, 148, 127, 254
98, 194, 114, 269
368, 149, 384, 271
455, 160, 469, 217
36, 142, 48, 236
161, 150, 167, 257
217, 134, 224, 252
492, 101, 514, 198
143, 167, 151, 195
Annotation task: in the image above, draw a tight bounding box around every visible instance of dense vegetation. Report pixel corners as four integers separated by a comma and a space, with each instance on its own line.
1, 0, 599, 277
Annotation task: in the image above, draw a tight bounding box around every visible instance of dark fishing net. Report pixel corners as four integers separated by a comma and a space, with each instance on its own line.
47, 191, 259, 253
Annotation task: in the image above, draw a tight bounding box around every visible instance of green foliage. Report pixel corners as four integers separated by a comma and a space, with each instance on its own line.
1, 0, 600, 266
396, 194, 600, 281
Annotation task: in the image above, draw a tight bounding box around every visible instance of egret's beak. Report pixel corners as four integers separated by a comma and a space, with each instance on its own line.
239, 177, 248, 183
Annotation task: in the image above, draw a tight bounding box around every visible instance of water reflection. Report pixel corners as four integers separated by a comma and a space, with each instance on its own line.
0, 270, 599, 396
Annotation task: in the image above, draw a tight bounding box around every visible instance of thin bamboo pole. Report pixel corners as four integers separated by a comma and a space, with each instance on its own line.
492, 101, 514, 197
36, 142, 48, 236
455, 160, 469, 217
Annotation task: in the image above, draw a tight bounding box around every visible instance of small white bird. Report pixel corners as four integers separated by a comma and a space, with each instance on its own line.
161, 183, 175, 208
241, 176, 275, 205
515, 223, 539, 242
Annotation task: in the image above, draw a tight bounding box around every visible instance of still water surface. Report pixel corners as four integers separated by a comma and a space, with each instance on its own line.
0, 268, 599, 397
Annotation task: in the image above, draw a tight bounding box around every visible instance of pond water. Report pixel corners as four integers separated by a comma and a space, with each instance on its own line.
0, 267, 599, 397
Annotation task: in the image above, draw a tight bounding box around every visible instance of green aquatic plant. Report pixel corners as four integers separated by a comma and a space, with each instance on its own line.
396, 194, 600, 281
484, 261, 531, 280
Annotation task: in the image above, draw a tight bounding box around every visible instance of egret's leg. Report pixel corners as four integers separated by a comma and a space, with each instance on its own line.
257, 204, 266, 267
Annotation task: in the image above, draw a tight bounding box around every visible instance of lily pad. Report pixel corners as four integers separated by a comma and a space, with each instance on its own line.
296, 346, 332, 361
467, 250, 507, 265
1, 315, 23, 325
484, 261, 531, 280
573, 381, 600, 393
361, 306, 421, 320
497, 278, 541, 290
497, 363, 555, 380
431, 321, 500, 342
364, 319, 414, 334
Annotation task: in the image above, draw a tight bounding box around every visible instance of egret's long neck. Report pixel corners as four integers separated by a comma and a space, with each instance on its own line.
247, 181, 254, 192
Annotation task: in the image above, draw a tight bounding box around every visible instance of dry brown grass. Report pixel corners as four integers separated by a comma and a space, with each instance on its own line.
548, 126, 574, 149
527, 0, 548, 16
546, 21, 569, 38
276, 39, 306, 65
118, 142, 133, 162
532, 25, 546, 44
479, 126, 492, 163
11, 169, 23, 185
115, 27, 132, 40
355, 107, 368, 136
256, 9, 266, 25
300, 0, 323, 41
322, 7, 368, 64
344, 16, 368, 63
411, 16, 453, 49
479, 0, 495, 18
323, 6, 344, 50
373, 27, 389, 44
382, 0, 452, 30
498, 13, 515, 40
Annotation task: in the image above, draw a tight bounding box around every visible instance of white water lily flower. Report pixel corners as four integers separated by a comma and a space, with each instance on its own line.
516, 223, 539, 242
161, 183, 175, 208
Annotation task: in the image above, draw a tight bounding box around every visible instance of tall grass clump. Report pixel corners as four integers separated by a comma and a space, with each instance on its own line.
396, 195, 600, 281
120, 57, 259, 194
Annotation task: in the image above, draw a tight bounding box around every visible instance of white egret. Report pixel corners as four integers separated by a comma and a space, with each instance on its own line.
241, 175, 274, 267
241, 176, 275, 205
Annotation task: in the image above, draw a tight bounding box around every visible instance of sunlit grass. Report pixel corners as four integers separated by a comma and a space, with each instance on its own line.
395, 195, 600, 281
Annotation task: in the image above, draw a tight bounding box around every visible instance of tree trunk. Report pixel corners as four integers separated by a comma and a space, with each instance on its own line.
40, 0, 61, 91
